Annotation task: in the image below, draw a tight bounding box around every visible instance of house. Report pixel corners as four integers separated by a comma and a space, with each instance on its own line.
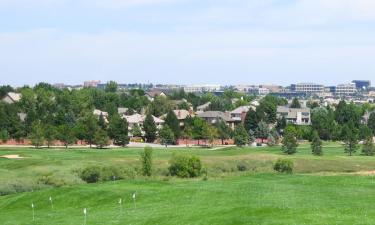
2, 92, 21, 104
197, 111, 235, 129
197, 102, 211, 112
145, 90, 167, 101
161, 109, 195, 127
117, 107, 129, 116
230, 106, 253, 123
276, 106, 311, 125
123, 113, 164, 136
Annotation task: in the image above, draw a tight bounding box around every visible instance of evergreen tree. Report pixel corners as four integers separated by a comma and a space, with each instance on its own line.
267, 134, 276, 147
108, 114, 129, 147
290, 98, 301, 108
94, 128, 109, 149
249, 129, 256, 145
159, 125, 175, 147
234, 124, 249, 147
181, 126, 193, 147
0, 129, 9, 143
144, 113, 157, 143
202, 123, 218, 147
140, 146, 153, 176
367, 112, 375, 134
255, 121, 270, 142
362, 136, 374, 156
276, 116, 287, 133
215, 119, 232, 145
244, 108, 258, 131
81, 113, 99, 148
98, 113, 107, 130
131, 124, 142, 137
341, 123, 359, 156
282, 126, 298, 155
165, 110, 181, 139
311, 131, 323, 156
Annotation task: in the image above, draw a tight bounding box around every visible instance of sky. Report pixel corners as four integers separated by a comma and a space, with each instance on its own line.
0, 0, 375, 87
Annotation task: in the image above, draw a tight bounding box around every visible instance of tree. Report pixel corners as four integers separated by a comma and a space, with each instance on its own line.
275, 116, 287, 134
0, 129, 9, 143
290, 98, 301, 108
98, 113, 107, 130
44, 124, 57, 148
311, 131, 323, 156
94, 129, 109, 149
181, 126, 193, 147
81, 113, 99, 148
140, 146, 153, 176
165, 110, 181, 139
215, 120, 232, 145
368, 112, 375, 134
249, 129, 256, 145
144, 113, 157, 143
341, 123, 359, 156
131, 124, 142, 137
159, 125, 175, 147
255, 121, 270, 142
57, 125, 76, 148
267, 134, 276, 147
29, 121, 44, 148
108, 114, 129, 147
191, 117, 206, 145
282, 126, 298, 155
202, 123, 218, 147
234, 124, 249, 147
244, 108, 258, 132
105, 81, 118, 93
362, 136, 374, 156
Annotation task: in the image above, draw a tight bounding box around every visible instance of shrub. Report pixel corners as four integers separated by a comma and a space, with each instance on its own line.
236, 162, 248, 171
37, 175, 67, 187
100, 166, 122, 181
79, 166, 101, 183
168, 154, 202, 178
273, 159, 293, 174
140, 147, 153, 176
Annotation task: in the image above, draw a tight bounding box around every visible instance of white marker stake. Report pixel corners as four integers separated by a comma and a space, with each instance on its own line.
119, 198, 123, 214
132, 193, 136, 209
49, 196, 53, 209
31, 203, 35, 221
83, 208, 87, 225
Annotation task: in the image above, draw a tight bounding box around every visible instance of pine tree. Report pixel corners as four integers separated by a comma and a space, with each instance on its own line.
234, 124, 249, 147
362, 136, 374, 156
144, 113, 157, 143
244, 108, 258, 132
108, 114, 129, 147
132, 124, 142, 137
94, 128, 109, 149
311, 131, 323, 156
165, 110, 181, 139
290, 98, 301, 108
341, 123, 359, 156
282, 126, 298, 155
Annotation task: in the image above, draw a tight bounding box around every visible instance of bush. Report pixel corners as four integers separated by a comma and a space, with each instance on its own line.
37, 174, 67, 187
79, 166, 101, 183
273, 159, 293, 174
168, 154, 202, 178
236, 162, 248, 171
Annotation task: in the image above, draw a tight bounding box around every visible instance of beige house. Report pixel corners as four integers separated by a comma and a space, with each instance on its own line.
197, 111, 235, 129
277, 106, 311, 125
123, 113, 164, 136
2, 92, 21, 104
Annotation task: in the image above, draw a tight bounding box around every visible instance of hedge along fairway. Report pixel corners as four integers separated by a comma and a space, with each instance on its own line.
2, 174, 375, 224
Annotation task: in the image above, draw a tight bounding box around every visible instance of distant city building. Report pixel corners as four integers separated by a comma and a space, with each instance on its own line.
84, 80, 101, 88
291, 83, 324, 93
53, 83, 66, 89
335, 83, 357, 95
259, 84, 282, 93
183, 84, 221, 93
352, 80, 371, 90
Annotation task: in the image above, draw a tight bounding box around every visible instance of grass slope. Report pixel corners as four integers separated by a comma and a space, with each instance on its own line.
2, 174, 375, 224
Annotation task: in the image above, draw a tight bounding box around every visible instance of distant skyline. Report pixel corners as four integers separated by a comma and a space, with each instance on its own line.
1, 0, 375, 86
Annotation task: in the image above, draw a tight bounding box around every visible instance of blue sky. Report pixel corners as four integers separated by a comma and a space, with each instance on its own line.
1, 0, 375, 86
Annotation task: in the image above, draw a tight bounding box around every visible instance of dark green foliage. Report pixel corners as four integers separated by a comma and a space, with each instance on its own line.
98, 113, 107, 130
131, 124, 142, 137
94, 129, 109, 149
79, 166, 121, 183
368, 112, 375, 134
159, 125, 175, 147
244, 108, 258, 132
215, 119, 233, 145
290, 98, 301, 108
311, 131, 323, 156
144, 114, 157, 143
29, 121, 44, 148
0, 129, 9, 143
341, 122, 359, 156
276, 116, 287, 133
57, 125, 76, 148
140, 147, 153, 176
165, 110, 181, 139
108, 114, 129, 146
105, 81, 118, 93
282, 126, 298, 155
273, 159, 293, 174
79, 166, 101, 183
234, 124, 249, 147
168, 154, 202, 178
362, 136, 374, 156
44, 124, 57, 148
255, 121, 270, 140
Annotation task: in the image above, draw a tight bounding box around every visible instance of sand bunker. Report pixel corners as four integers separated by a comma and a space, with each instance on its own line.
0, 154, 24, 159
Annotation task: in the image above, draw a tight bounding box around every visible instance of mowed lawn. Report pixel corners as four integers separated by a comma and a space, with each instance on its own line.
2, 143, 375, 224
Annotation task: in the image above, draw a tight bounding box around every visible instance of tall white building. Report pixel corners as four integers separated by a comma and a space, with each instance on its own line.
291, 83, 324, 93
335, 83, 356, 95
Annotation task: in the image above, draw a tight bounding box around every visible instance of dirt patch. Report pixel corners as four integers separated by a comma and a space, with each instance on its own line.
354, 171, 375, 176
0, 154, 24, 159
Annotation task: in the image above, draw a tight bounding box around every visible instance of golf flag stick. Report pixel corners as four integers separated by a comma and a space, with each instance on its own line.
132, 193, 136, 209
49, 196, 53, 209
119, 198, 123, 214
31, 203, 35, 221
83, 208, 87, 225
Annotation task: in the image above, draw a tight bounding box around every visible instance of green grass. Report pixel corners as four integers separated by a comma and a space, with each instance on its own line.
1, 143, 375, 224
